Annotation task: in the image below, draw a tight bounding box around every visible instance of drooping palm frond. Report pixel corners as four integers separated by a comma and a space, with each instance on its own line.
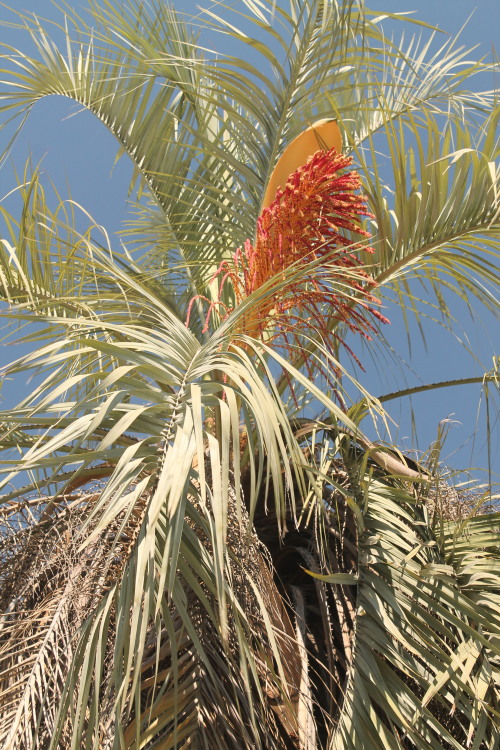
2, 388, 499, 748
356, 105, 499, 316
254, 424, 500, 749
332, 476, 500, 750
0, 220, 370, 747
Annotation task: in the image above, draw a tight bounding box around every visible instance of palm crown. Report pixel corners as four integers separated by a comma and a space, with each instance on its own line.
0, 1, 499, 748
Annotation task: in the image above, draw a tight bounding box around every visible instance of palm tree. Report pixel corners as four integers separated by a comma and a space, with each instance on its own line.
0, 1, 498, 748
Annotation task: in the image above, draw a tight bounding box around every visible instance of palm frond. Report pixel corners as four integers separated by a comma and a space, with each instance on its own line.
356, 105, 499, 318
331, 470, 500, 750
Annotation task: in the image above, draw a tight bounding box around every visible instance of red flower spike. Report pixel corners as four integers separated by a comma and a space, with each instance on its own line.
187, 148, 389, 380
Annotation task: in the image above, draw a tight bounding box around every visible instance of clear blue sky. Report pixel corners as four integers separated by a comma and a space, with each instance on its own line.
0, 0, 498, 489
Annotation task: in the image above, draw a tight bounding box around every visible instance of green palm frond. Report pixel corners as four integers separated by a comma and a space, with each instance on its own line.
356, 105, 499, 317
333, 472, 500, 750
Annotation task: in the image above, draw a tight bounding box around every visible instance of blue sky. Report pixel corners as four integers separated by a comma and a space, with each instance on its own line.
0, 0, 498, 489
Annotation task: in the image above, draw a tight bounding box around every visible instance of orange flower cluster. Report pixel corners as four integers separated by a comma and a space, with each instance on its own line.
187, 148, 389, 371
